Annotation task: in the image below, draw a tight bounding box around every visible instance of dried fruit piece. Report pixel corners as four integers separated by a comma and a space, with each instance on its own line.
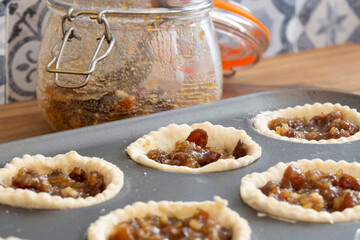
232, 139, 247, 159
186, 129, 208, 148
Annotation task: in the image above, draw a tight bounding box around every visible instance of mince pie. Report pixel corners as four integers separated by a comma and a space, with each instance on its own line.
87, 197, 251, 240
254, 103, 360, 143
127, 122, 261, 173
240, 159, 360, 223
0, 151, 123, 209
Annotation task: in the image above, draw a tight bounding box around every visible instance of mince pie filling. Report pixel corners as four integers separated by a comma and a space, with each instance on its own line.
109, 209, 232, 240
260, 164, 360, 212
146, 129, 247, 168
11, 167, 105, 198
268, 111, 359, 141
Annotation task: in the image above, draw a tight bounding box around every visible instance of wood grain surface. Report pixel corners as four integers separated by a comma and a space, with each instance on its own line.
223, 43, 360, 98
0, 43, 359, 143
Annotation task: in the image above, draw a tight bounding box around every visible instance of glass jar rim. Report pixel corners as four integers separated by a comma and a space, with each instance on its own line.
47, 0, 213, 14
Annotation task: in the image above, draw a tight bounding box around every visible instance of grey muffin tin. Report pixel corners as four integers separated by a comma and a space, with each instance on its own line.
0, 88, 359, 240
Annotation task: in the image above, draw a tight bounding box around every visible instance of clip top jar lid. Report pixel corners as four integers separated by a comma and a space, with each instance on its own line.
48, 0, 270, 74
212, 0, 270, 74
47, 0, 213, 13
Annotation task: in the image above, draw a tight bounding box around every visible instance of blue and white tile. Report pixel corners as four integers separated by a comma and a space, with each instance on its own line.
348, 25, 360, 42
271, 0, 296, 54
294, 0, 321, 50
6, 0, 48, 103
0, 16, 5, 56
346, 0, 360, 19
0, 0, 7, 104
345, 0, 360, 43
303, 0, 359, 48
333, 0, 360, 44
0, 56, 5, 104
239, 0, 288, 57
285, 16, 304, 52
0, 1, 6, 56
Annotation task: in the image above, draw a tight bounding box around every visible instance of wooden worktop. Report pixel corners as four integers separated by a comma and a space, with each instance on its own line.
1, 43, 360, 144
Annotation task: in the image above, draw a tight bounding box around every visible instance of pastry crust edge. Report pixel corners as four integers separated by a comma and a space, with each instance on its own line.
253, 102, 360, 144
87, 196, 251, 240
240, 159, 360, 223
126, 122, 262, 173
0, 151, 124, 209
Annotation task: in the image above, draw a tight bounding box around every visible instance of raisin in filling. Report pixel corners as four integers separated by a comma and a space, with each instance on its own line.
268, 111, 359, 140
11, 167, 106, 198
109, 209, 232, 240
146, 129, 247, 168
260, 164, 360, 212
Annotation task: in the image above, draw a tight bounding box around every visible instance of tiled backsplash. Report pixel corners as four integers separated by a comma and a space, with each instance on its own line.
0, 0, 359, 104
1, 0, 49, 104
240, 0, 360, 56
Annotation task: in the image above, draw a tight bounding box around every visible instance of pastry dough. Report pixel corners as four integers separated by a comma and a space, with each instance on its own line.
87, 196, 251, 240
0, 151, 124, 209
254, 103, 360, 143
240, 159, 360, 223
126, 122, 262, 173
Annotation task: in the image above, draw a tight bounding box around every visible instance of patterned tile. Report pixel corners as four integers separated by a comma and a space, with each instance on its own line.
0, 0, 6, 104
345, 0, 360, 43
285, 16, 304, 52
0, 16, 5, 56
297, 32, 315, 50
348, 26, 360, 42
6, 0, 48, 103
0, 0, 8, 17
0, 0, 7, 56
298, 0, 321, 25
272, 0, 295, 54
347, 0, 360, 19
0, 56, 5, 104
239, 0, 288, 57
302, 0, 359, 48
332, 0, 359, 44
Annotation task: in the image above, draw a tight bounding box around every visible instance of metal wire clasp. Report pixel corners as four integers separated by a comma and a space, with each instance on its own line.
45, 8, 115, 88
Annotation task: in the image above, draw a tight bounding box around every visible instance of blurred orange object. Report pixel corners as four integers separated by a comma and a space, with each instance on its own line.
212, 0, 270, 72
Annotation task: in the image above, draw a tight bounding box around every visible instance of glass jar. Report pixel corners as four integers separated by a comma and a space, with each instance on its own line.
37, 0, 269, 131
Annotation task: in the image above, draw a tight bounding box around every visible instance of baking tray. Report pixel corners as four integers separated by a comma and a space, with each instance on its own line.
1, 88, 360, 240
